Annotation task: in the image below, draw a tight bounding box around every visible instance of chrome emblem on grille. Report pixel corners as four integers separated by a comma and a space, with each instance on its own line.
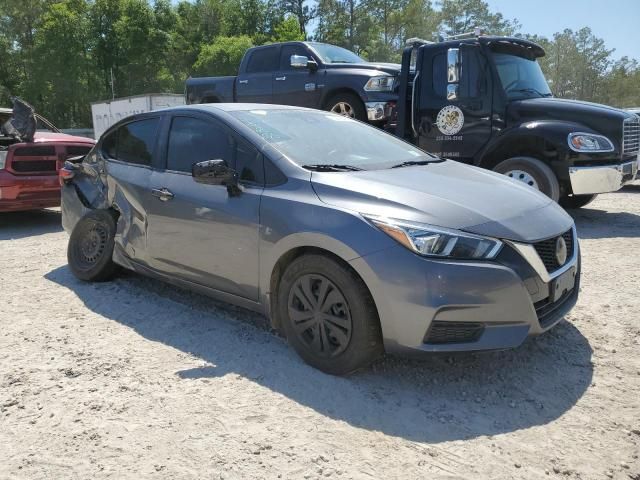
555, 236, 568, 265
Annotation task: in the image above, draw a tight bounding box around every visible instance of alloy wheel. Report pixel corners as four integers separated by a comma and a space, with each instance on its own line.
287, 274, 353, 357
330, 102, 355, 118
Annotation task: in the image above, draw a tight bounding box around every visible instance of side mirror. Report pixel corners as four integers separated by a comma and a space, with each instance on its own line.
291, 55, 318, 72
192, 159, 241, 195
447, 47, 461, 101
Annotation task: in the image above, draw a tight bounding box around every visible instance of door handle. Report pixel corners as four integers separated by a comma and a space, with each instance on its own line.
239, 79, 249, 84
275, 76, 286, 81
151, 188, 174, 201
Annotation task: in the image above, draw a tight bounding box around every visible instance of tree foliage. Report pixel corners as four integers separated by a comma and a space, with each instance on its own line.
0, 0, 638, 127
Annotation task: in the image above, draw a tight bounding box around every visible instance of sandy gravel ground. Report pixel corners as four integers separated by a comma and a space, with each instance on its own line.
1, 185, 639, 480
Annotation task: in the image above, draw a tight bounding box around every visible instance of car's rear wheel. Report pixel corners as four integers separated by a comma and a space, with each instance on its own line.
559, 193, 597, 209
493, 156, 560, 202
326, 93, 367, 122
277, 254, 383, 375
67, 210, 120, 282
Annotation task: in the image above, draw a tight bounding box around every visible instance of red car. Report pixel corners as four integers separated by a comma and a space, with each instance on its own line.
0, 105, 95, 212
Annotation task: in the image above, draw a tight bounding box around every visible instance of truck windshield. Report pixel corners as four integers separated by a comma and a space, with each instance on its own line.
309, 43, 366, 64
493, 53, 552, 100
230, 109, 434, 170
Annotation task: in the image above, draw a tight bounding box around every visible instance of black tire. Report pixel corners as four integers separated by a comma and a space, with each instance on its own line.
277, 254, 383, 375
560, 193, 597, 209
67, 209, 120, 282
493, 156, 561, 202
325, 92, 367, 122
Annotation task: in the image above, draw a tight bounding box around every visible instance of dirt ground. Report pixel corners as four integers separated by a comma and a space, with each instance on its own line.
1, 184, 639, 480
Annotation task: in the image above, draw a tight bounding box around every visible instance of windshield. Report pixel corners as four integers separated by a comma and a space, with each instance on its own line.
230, 109, 433, 170
493, 53, 552, 100
309, 43, 366, 64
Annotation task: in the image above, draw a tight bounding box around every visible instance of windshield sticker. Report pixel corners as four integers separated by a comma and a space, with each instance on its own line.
436, 105, 464, 136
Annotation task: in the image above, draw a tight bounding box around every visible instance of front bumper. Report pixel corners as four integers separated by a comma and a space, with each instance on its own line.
349, 233, 580, 355
568, 159, 638, 194
365, 101, 395, 122
0, 170, 60, 212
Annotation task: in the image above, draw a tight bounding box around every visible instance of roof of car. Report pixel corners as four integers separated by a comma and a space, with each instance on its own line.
165, 103, 314, 113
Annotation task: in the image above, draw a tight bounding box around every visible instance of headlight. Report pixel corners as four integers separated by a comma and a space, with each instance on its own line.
364, 75, 395, 92
0, 150, 7, 170
365, 216, 503, 260
567, 132, 614, 153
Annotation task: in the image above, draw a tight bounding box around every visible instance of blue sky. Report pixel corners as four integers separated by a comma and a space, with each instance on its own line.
485, 0, 640, 61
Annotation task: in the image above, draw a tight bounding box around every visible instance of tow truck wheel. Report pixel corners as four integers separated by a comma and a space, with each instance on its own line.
560, 194, 598, 209
67, 210, 120, 282
493, 156, 560, 202
326, 93, 367, 122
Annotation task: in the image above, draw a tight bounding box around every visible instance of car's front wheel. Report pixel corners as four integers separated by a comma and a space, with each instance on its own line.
277, 254, 383, 375
325, 93, 367, 122
67, 210, 120, 282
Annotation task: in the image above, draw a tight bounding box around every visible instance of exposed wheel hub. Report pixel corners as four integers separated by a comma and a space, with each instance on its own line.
78, 224, 107, 265
504, 169, 539, 189
288, 274, 353, 357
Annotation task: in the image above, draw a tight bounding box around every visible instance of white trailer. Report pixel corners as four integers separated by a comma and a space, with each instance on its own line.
90, 93, 184, 139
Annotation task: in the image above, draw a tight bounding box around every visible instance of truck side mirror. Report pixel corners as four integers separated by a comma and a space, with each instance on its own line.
291, 55, 318, 72
447, 48, 461, 101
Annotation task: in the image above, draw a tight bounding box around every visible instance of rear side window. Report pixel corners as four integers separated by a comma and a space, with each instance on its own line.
280, 45, 309, 70
166, 116, 233, 173
102, 118, 159, 166
246, 47, 279, 73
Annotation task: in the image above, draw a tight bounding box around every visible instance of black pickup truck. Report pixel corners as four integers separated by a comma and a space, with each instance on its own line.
185, 41, 400, 124
393, 34, 639, 207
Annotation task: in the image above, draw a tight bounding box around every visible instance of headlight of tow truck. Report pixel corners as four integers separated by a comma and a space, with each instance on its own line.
364, 76, 395, 92
0, 150, 7, 170
567, 132, 614, 153
365, 216, 503, 260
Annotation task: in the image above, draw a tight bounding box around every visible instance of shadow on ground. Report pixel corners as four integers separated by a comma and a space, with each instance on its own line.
46, 263, 593, 444
0, 209, 62, 240
570, 198, 640, 239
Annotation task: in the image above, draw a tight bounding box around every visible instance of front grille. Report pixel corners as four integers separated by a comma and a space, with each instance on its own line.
66, 145, 92, 157
13, 146, 56, 157
533, 228, 574, 273
11, 160, 58, 173
424, 321, 484, 344
623, 117, 640, 156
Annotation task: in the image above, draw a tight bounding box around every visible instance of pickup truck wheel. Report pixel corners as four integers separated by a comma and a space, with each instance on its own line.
326, 93, 367, 122
493, 156, 560, 202
560, 194, 598, 209
67, 210, 120, 282
277, 254, 383, 375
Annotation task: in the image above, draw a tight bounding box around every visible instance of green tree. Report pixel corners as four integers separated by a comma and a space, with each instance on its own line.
437, 0, 519, 36
273, 16, 306, 42
192, 35, 253, 76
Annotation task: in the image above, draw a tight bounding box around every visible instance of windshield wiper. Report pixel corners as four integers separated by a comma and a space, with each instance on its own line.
509, 87, 552, 98
390, 159, 442, 169
302, 164, 364, 172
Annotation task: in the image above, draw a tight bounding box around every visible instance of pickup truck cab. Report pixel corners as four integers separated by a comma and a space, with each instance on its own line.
394, 35, 640, 207
0, 104, 95, 212
185, 41, 400, 124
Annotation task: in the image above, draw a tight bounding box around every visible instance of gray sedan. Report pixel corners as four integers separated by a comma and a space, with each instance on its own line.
61, 104, 580, 375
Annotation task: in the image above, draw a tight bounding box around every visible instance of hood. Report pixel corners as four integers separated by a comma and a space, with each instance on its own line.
311, 160, 573, 243
325, 62, 401, 76
1, 98, 36, 143
507, 97, 633, 141
33, 132, 95, 144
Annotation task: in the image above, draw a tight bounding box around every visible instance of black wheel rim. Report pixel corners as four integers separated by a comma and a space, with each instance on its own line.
76, 222, 108, 269
287, 274, 353, 357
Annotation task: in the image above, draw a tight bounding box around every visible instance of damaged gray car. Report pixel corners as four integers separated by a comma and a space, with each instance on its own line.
61, 104, 580, 375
